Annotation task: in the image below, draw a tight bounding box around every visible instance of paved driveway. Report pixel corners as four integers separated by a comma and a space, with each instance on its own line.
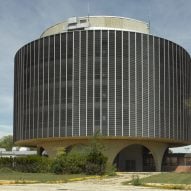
0, 172, 185, 191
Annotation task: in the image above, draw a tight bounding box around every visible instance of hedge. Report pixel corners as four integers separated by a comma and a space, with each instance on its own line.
0, 156, 51, 173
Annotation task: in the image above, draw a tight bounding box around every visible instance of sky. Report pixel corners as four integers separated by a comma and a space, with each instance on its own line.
0, 0, 191, 139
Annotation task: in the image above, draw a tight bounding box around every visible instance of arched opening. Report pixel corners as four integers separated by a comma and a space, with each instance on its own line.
161, 148, 176, 172
38, 147, 48, 157
113, 144, 155, 172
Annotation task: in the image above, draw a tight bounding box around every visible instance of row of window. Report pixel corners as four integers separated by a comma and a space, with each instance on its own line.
14, 30, 191, 141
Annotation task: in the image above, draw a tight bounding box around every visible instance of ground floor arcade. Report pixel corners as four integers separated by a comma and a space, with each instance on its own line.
16, 137, 184, 172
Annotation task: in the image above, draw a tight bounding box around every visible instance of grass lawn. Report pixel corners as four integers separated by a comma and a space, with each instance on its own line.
140, 172, 191, 185
0, 170, 88, 183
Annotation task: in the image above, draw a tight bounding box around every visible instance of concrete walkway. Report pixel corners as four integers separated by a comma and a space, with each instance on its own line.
0, 172, 186, 191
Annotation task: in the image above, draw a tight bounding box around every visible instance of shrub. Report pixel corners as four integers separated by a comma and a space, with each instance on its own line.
51, 161, 64, 174
51, 148, 108, 175
0, 167, 15, 173
50, 153, 67, 174
105, 163, 116, 176
14, 155, 51, 173
131, 175, 142, 186
51, 150, 87, 174
85, 162, 103, 175
66, 152, 86, 174
85, 150, 107, 175
51, 132, 110, 175
39, 156, 52, 172
0, 157, 13, 169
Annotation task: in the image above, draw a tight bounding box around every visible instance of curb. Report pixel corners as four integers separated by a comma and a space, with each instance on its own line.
0, 175, 104, 185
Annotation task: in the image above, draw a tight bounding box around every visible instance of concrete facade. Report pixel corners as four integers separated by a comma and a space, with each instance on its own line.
40, 16, 149, 38
17, 137, 171, 171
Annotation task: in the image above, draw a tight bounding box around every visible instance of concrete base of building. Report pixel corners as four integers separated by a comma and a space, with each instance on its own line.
15, 137, 188, 172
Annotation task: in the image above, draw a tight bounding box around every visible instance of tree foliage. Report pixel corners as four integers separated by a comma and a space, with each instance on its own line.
0, 135, 14, 150
51, 132, 108, 175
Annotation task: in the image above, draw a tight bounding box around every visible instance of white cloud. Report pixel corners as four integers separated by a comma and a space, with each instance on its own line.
0, 125, 13, 139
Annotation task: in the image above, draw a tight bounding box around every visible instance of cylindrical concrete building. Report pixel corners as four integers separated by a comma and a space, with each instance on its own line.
14, 16, 191, 171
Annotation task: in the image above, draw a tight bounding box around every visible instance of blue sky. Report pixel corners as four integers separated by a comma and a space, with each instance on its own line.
0, 0, 191, 138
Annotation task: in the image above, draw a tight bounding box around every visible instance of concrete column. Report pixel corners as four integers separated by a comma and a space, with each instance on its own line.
43, 145, 57, 157
101, 140, 129, 164
149, 143, 168, 171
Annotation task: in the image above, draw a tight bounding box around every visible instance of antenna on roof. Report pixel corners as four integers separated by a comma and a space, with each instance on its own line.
148, 20, 151, 34
88, 0, 90, 26
148, 0, 151, 34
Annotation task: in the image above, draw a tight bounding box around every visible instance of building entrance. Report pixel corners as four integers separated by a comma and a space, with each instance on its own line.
126, 160, 136, 171
113, 144, 155, 172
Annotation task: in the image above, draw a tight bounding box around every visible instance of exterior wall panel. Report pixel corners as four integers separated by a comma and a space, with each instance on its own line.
14, 30, 191, 143
80, 31, 87, 136
143, 34, 149, 137
102, 31, 108, 136
87, 31, 93, 136
123, 31, 129, 136
109, 30, 115, 136
60, 33, 66, 137
116, 31, 122, 136
136, 33, 142, 137
95, 30, 101, 133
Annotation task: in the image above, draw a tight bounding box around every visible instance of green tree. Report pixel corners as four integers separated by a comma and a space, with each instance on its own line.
0, 135, 14, 150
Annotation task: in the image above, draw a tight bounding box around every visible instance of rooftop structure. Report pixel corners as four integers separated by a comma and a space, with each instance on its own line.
40, 16, 150, 37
